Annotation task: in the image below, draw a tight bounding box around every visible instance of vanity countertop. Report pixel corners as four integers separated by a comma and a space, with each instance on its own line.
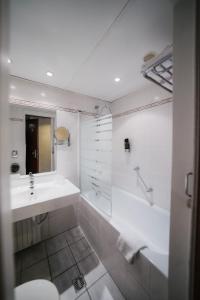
11, 173, 80, 222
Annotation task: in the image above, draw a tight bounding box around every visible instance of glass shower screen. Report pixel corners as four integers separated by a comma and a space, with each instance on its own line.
80, 113, 112, 217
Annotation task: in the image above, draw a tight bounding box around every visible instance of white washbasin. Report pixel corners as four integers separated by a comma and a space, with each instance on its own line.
11, 173, 80, 222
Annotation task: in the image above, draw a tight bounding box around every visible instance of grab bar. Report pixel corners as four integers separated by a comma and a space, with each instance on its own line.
134, 166, 153, 193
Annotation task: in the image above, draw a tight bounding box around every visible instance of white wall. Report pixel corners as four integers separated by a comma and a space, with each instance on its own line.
112, 84, 171, 115
9, 77, 108, 184
112, 85, 172, 211
9, 76, 172, 210
9, 76, 107, 113
56, 110, 79, 185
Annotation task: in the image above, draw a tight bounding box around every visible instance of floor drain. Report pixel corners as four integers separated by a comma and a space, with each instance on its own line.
72, 274, 86, 292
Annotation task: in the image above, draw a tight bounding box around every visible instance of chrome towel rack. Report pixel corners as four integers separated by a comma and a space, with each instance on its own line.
134, 166, 153, 193
141, 45, 173, 93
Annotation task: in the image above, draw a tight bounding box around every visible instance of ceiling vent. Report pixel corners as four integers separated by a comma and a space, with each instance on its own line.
142, 45, 173, 93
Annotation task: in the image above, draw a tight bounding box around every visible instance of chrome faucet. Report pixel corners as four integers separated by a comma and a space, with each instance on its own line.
29, 172, 34, 193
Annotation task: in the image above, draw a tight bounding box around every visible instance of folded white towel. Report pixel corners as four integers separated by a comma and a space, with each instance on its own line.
116, 232, 147, 264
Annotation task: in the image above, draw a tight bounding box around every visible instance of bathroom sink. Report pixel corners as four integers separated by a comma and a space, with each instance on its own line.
11, 173, 80, 222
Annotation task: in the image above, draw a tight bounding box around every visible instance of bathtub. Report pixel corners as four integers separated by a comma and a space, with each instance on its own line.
82, 186, 170, 278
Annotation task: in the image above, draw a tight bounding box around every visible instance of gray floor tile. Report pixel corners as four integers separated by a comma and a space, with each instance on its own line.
70, 238, 93, 262
49, 247, 76, 278
65, 226, 84, 245
59, 287, 86, 300
46, 232, 68, 256
76, 291, 91, 300
21, 259, 50, 284
21, 242, 46, 269
53, 265, 79, 292
14, 227, 124, 300
78, 253, 107, 288
88, 273, 125, 300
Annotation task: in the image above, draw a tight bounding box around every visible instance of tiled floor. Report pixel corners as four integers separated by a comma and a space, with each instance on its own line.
15, 226, 125, 300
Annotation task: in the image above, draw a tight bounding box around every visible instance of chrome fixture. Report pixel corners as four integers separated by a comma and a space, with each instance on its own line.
29, 172, 34, 194
142, 45, 173, 93
11, 150, 18, 158
54, 127, 70, 146
134, 167, 153, 205
32, 213, 49, 225
95, 104, 112, 117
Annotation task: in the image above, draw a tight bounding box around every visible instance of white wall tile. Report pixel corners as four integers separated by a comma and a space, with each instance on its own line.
79, 197, 150, 300
56, 110, 79, 185
111, 84, 171, 116
10, 76, 108, 114
112, 102, 172, 211
149, 263, 168, 300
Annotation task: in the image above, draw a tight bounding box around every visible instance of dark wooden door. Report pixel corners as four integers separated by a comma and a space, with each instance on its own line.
26, 117, 39, 174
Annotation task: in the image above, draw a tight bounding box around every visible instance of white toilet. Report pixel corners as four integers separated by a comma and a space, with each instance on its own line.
15, 280, 60, 300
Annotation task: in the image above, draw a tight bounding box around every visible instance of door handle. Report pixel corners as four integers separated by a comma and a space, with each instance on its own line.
185, 172, 193, 198
32, 149, 37, 159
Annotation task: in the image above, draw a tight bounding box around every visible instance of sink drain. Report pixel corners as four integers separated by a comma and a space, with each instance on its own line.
72, 274, 86, 292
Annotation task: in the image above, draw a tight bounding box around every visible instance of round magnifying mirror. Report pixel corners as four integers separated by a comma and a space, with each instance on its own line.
55, 127, 69, 142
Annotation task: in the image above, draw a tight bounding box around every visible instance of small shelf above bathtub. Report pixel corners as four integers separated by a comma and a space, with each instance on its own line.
11, 173, 80, 222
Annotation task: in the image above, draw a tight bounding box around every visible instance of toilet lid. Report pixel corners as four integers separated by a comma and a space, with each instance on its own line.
15, 280, 60, 300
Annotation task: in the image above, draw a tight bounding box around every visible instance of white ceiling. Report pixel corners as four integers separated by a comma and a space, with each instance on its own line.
10, 0, 173, 102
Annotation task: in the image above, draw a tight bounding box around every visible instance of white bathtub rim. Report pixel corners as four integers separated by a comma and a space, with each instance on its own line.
110, 216, 169, 277
82, 187, 170, 253
81, 193, 169, 277
112, 185, 170, 217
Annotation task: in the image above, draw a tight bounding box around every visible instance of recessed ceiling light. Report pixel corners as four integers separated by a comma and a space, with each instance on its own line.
7, 58, 12, 64
114, 77, 121, 82
41, 92, 46, 97
10, 85, 16, 90
46, 71, 53, 77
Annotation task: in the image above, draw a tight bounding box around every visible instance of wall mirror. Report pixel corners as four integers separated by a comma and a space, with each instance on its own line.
10, 104, 56, 175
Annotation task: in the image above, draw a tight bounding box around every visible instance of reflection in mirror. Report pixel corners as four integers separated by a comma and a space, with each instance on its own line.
26, 115, 52, 174
10, 104, 55, 175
